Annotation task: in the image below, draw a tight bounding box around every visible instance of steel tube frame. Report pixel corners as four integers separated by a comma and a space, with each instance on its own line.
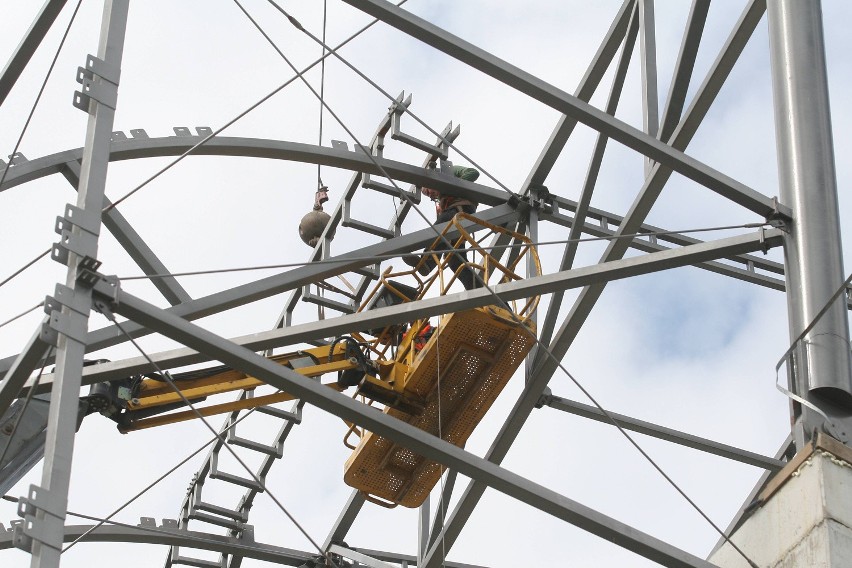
13, 229, 784, 403
0, 137, 508, 206
658, 0, 710, 143
322, 490, 365, 550
767, 0, 852, 447
0, 522, 313, 565
0, 0, 68, 106
87, 279, 717, 568
520, 0, 635, 190
58, 159, 192, 306
544, 393, 785, 471
639, 0, 659, 144
0, 135, 788, 285
424, 7, 770, 561
341, 0, 784, 220
531, 0, 769, 373
0, 323, 51, 418
537, 5, 639, 350
0, 204, 523, 376
25, 2, 128, 567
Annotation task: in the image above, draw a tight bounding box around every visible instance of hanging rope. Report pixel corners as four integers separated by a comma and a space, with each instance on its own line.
317, 0, 328, 191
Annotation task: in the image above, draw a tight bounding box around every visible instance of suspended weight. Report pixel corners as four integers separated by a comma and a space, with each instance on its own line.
299, 208, 332, 247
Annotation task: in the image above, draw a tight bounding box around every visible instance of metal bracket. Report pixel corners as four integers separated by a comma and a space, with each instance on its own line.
76, 256, 105, 288
767, 195, 793, 223
528, 184, 551, 212
56, 203, 100, 236
759, 226, 769, 254
91, 274, 122, 316
40, 282, 95, 346
13, 484, 67, 552
535, 386, 553, 409
73, 54, 120, 112
52, 203, 102, 266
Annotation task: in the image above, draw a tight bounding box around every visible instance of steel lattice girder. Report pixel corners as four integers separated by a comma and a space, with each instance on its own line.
5, 228, 783, 405
86, 275, 718, 568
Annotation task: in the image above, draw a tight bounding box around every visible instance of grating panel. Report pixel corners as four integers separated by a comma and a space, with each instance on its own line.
344, 306, 535, 507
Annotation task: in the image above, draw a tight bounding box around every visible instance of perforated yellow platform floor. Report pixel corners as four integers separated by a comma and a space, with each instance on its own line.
344, 306, 536, 507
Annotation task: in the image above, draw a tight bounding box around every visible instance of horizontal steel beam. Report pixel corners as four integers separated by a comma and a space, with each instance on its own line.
544, 393, 785, 471
342, 0, 786, 220
89, 279, 717, 568
544, 209, 787, 292
0, 204, 523, 376
547, 194, 785, 277
12, 229, 784, 397
329, 544, 494, 568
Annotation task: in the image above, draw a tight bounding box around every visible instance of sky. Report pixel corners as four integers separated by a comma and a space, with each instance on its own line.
1, 1, 851, 567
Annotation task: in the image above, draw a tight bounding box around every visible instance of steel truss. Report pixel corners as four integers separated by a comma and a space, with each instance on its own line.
0, 1, 849, 568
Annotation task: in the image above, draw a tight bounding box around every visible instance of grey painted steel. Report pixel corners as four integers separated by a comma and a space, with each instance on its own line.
531, 0, 769, 373
767, 0, 852, 445
90, 282, 717, 568
0, 524, 489, 568
342, 0, 785, 220
427, 469, 458, 552
537, 6, 639, 350
0, 0, 68, 106
0, 323, 50, 418
423, 8, 771, 561
27, 2, 127, 566
331, 544, 397, 568
521, 0, 634, 189
658, 0, 710, 143
0, 136, 507, 207
0, 132, 790, 311
639, 0, 659, 142
353, 547, 492, 568
59, 159, 191, 306
544, 394, 786, 471
0, 523, 313, 565
544, 206, 789, 293
19, 229, 784, 397
0, 204, 522, 376
548, 193, 786, 278
417, 496, 429, 567
322, 490, 365, 550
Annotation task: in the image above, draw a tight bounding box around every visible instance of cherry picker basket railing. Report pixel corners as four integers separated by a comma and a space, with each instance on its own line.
342, 213, 541, 507
77, 214, 541, 510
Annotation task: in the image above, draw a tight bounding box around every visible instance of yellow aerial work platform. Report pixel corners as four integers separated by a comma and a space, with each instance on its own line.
100, 212, 540, 509
344, 305, 536, 507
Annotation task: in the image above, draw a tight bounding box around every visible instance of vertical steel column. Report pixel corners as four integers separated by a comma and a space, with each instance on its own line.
639, 0, 658, 176
524, 188, 540, 382
417, 495, 429, 567
23, 2, 128, 567
767, 0, 852, 447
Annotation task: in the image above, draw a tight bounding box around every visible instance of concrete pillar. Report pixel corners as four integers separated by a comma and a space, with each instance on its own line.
709, 434, 852, 567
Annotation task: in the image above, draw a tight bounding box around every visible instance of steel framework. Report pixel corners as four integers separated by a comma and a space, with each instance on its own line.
0, 1, 849, 567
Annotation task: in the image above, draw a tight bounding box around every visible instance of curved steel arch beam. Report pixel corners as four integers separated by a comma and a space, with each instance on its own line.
0, 135, 509, 207
0, 522, 492, 568
0, 522, 312, 565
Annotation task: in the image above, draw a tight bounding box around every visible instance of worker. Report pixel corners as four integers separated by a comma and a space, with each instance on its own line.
404, 165, 481, 290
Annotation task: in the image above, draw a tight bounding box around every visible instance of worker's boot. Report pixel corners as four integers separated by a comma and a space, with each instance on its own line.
402, 254, 434, 276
